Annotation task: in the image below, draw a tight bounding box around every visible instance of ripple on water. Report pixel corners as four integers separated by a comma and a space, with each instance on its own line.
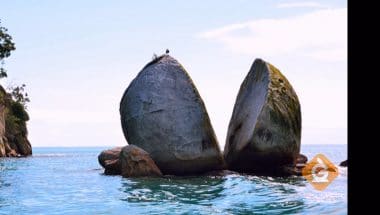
114, 173, 346, 214
0, 146, 347, 214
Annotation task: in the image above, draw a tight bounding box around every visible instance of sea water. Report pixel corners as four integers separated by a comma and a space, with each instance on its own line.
0, 145, 347, 214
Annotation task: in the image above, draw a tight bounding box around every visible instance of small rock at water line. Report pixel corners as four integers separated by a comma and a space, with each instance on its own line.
339, 160, 347, 167
120, 145, 162, 177
297, 154, 308, 164
104, 159, 121, 175
119, 55, 224, 175
98, 147, 122, 175
224, 59, 302, 176
98, 147, 122, 168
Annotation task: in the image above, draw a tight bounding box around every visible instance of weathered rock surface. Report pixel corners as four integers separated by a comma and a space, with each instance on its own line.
0, 86, 32, 157
98, 147, 122, 168
0, 137, 5, 157
120, 145, 162, 177
104, 159, 121, 175
284, 154, 308, 176
98, 147, 122, 175
98, 145, 162, 177
120, 55, 224, 175
224, 59, 301, 176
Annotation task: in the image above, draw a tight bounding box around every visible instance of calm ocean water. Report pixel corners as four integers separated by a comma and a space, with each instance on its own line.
0, 145, 347, 215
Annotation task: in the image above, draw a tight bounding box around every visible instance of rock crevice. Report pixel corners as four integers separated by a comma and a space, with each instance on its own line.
100, 56, 304, 177
224, 59, 302, 176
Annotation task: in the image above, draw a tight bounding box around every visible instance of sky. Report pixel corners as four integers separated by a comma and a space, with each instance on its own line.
0, 0, 347, 148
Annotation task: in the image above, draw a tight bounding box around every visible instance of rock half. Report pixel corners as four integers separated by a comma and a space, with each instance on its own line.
224, 59, 301, 176
120, 55, 224, 175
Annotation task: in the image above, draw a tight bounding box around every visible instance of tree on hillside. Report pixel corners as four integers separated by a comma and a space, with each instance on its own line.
0, 19, 30, 108
0, 19, 16, 78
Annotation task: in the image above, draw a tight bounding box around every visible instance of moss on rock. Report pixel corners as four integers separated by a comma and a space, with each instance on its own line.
0, 85, 31, 157
224, 59, 301, 176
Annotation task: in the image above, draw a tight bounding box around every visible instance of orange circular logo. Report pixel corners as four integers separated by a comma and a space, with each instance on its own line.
302, 154, 339, 191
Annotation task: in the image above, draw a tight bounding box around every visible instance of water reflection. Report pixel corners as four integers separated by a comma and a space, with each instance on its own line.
0, 158, 19, 171
0, 159, 14, 189
0, 159, 13, 210
119, 174, 309, 214
220, 175, 307, 214
119, 176, 226, 205
0, 146, 347, 214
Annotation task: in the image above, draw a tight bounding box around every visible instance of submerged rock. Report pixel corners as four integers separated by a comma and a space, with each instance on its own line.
98, 145, 162, 177
98, 147, 122, 175
120, 145, 162, 177
120, 55, 224, 175
224, 59, 301, 176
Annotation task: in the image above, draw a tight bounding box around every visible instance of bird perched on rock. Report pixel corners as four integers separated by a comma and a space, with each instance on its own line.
152, 53, 158, 60
165, 49, 169, 54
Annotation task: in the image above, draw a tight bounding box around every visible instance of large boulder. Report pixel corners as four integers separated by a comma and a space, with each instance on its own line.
224, 59, 301, 176
98, 147, 122, 175
120, 145, 162, 177
120, 55, 224, 175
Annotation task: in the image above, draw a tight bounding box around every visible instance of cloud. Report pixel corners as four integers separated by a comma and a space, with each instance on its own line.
276, 1, 327, 9
197, 8, 347, 62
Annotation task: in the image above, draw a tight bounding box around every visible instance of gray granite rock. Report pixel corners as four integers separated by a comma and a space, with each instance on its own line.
224, 59, 301, 176
120, 55, 224, 175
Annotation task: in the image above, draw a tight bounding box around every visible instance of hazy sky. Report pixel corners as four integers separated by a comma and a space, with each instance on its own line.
0, 0, 347, 148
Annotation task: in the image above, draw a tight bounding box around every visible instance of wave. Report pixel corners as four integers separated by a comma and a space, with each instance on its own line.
32, 153, 69, 158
